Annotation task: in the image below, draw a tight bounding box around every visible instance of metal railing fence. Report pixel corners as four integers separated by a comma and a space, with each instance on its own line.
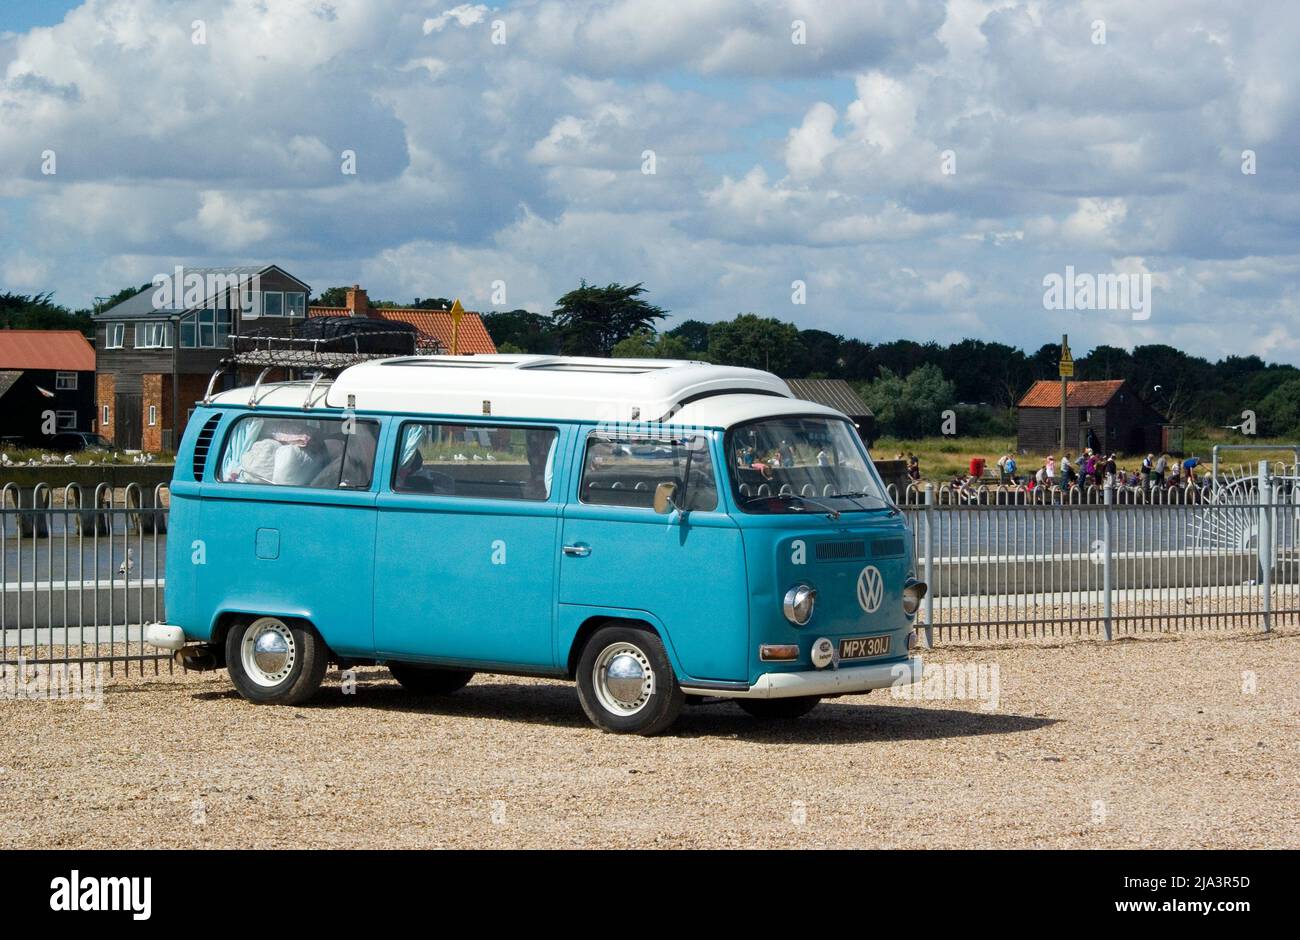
2, 464, 1296, 671
1, 482, 171, 675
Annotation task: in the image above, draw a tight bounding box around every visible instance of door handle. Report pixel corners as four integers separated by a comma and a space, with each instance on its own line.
563, 543, 591, 557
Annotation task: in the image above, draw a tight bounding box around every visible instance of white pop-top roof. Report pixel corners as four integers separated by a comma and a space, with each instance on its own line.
209, 354, 848, 428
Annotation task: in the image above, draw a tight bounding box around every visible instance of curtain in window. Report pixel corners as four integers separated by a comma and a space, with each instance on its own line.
219, 418, 264, 481
400, 425, 428, 467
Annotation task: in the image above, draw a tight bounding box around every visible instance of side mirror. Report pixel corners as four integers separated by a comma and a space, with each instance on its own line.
653, 481, 679, 515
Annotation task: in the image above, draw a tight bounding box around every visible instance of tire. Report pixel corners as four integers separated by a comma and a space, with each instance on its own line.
737, 696, 822, 720
225, 616, 328, 705
388, 662, 475, 695
575, 625, 684, 735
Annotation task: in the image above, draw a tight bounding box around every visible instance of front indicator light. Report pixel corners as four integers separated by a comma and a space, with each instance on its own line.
760, 644, 800, 662
783, 584, 817, 625
902, 579, 927, 617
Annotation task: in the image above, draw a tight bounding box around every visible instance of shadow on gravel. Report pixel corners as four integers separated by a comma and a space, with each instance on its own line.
675, 699, 1057, 743
189, 679, 1057, 742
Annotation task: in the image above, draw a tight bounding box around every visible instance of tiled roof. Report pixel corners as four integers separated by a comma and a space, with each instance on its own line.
308, 306, 497, 355
785, 378, 873, 417
0, 330, 95, 371
1018, 379, 1127, 408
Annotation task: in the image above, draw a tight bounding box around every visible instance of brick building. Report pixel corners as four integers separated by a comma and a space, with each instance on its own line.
93, 264, 311, 452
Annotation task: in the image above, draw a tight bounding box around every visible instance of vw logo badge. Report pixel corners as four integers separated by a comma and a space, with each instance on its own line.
857, 565, 884, 613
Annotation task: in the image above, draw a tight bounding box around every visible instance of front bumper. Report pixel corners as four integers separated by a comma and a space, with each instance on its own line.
144, 622, 186, 651
685, 655, 923, 700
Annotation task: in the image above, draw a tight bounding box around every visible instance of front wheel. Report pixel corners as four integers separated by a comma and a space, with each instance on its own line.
225, 616, 328, 705
737, 696, 822, 720
575, 626, 684, 735
388, 662, 475, 695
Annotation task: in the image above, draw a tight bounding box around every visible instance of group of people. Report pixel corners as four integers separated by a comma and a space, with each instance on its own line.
990, 449, 1204, 492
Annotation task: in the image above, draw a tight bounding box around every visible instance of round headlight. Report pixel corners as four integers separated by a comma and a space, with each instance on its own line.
783, 584, 817, 626
902, 579, 927, 617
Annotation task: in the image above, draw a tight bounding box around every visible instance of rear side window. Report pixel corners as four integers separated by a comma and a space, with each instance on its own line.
393, 422, 559, 501
218, 416, 379, 489
580, 433, 717, 511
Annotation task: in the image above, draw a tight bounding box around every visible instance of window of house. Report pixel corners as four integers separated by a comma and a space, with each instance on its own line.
102, 405, 111, 425
134, 321, 171, 348
285, 292, 306, 318
262, 292, 284, 317
56, 372, 78, 390
580, 432, 717, 511
55, 411, 77, 431
215, 307, 232, 346
219, 416, 381, 489
180, 315, 196, 347
393, 422, 559, 501
105, 323, 125, 348
148, 405, 157, 427
198, 309, 216, 347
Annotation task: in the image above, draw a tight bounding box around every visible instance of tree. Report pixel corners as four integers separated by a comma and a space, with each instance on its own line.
0, 292, 94, 336
310, 286, 352, 307
551, 281, 667, 356
858, 364, 956, 439
707, 314, 804, 375
1259, 378, 1300, 437
666, 319, 711, 355
482, 309, 559, 354
798, 328, 845, 377
611, 330, 691, 360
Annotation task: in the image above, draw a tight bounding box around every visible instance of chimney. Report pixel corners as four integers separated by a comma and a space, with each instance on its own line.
345, 284, 369, 318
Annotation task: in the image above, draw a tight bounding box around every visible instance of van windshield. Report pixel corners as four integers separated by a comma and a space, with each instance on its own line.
725, 415, 891, 514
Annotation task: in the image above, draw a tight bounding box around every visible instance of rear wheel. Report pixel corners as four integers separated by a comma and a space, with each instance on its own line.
737, 696, 822, 720
575, 625, 684, 735
388, 662, 475, 695
225, 616, 328, 705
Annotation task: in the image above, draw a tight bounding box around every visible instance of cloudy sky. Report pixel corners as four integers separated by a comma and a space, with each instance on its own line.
1, 0, 1297, 364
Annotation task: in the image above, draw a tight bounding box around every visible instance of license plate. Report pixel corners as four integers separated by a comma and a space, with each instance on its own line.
838, 634, 891, 660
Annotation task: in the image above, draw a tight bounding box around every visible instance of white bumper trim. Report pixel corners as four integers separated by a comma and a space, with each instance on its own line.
144, 622, 186, 651
685, 656, 923, 700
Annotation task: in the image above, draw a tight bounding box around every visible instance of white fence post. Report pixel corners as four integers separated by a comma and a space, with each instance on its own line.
1259, 460, 1273, 633
1102, 485, 1113, 640
923, 482, 934, 649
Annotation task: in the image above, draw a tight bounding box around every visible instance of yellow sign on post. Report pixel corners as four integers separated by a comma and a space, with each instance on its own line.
449, 298, 465, 355
1059, 340, 1074, 378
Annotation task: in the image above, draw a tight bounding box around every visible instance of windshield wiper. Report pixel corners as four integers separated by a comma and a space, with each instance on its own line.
833, 491, 898, 515
741, 492, 841, 520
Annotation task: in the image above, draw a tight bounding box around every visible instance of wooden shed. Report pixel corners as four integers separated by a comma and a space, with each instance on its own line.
1016, 379, 1167, 456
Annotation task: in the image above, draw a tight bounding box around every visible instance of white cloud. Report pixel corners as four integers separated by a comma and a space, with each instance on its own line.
0, 0, 1298, 367
423, 4, 489, 34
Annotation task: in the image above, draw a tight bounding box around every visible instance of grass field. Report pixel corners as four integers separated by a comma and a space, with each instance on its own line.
873, 431, 1298, 482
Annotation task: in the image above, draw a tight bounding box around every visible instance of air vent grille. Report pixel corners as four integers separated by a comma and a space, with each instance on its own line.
815, 540, 866, 562
192, 414, 222, 481
871, 538, 906, 558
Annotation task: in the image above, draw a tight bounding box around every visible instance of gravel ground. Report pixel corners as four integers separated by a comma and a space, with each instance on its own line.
1, 627, 1297, 849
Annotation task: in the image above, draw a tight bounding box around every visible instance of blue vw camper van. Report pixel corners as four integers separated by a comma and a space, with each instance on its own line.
147, 356, 925, 735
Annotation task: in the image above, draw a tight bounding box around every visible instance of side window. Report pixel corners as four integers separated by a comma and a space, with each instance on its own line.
217, 416, 379, 489
580, 433, 717, 511
393, 422, 558, 501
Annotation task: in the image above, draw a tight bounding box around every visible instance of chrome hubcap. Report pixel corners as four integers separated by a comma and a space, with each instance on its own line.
241, 618, 296, 687
593, 643, 654, 716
